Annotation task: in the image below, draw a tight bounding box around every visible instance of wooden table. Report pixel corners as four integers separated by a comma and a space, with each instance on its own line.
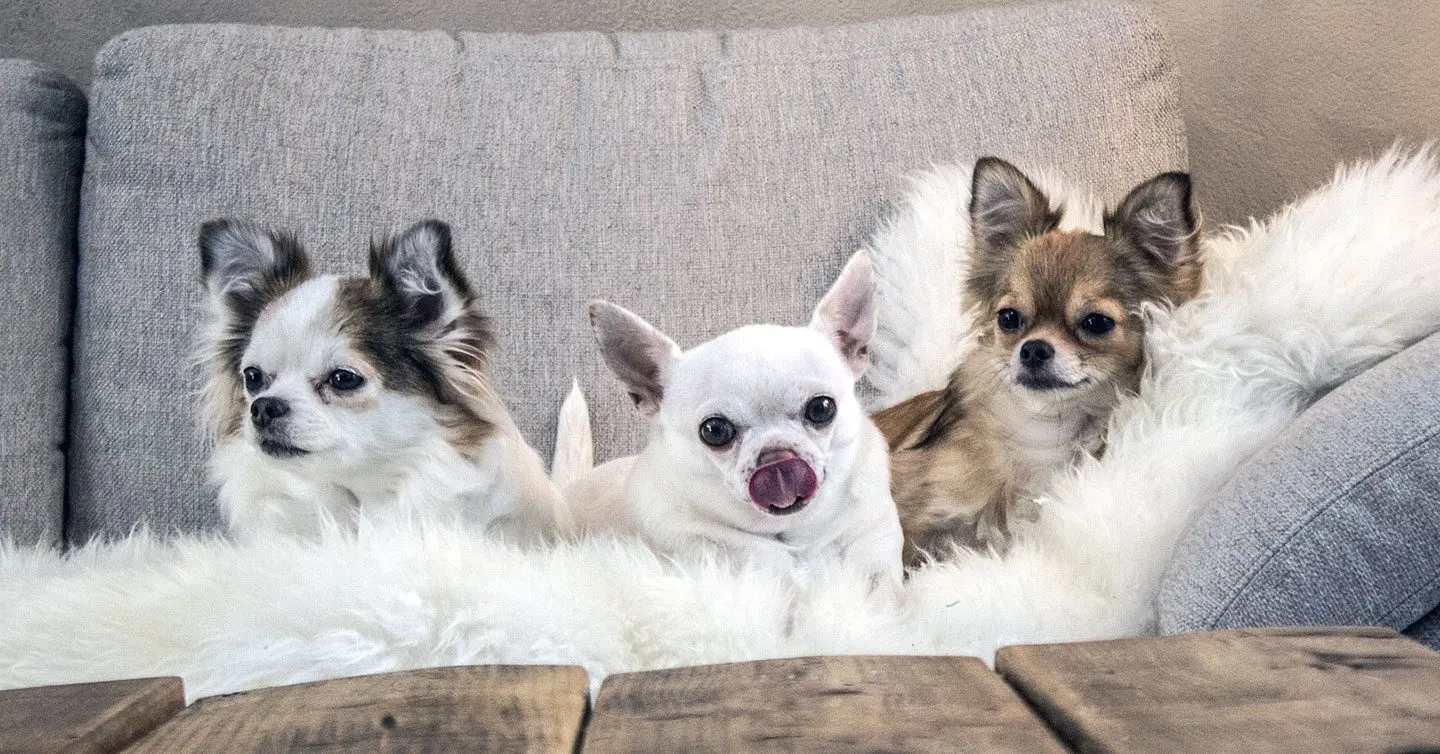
133, 665, 588, 753
584, 654, 1066, 753
996, 626, 1440, 753
0, 677, 182, 753
2, 627, 1437, 752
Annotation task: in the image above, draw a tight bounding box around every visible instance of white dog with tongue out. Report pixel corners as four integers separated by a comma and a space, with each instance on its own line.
562, 251, 903, 590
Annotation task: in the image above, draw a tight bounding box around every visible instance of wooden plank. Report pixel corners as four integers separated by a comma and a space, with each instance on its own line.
0, 676, 184, 753
582, 655, 1067, 753
996, 627, 1440, 753
127, 664, 587, 753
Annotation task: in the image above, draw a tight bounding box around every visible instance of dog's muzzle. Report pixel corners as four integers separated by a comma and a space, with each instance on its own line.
250, 396, 290, 429
748, 449, 818, 515
1015, 340, 1086, 391
249, 398, 308, 458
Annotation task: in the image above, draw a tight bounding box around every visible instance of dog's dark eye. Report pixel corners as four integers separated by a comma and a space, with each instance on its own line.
242, 366, 265, 393
327, 368, 365, 391
997, 308, 1023, 332
1079, 313, 1117, 336
804, 395, 837, 426
698, 416, 737, 448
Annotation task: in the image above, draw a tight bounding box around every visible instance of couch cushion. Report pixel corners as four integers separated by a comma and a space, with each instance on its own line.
1159, 330, 1440, 635
69, 0, 1186, 539
0, 60, 86, 546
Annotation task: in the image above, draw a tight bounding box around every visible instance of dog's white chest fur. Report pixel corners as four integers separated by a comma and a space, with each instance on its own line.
210, 425, 543, 539
993, 390, 1106, 496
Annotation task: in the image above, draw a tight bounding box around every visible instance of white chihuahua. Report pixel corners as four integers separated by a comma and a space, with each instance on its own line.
198, 218, 565, 541
561, 251, 903, 589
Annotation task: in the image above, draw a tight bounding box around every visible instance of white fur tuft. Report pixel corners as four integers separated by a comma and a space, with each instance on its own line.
551, 379, 594, 489
3, 147, 1440, 700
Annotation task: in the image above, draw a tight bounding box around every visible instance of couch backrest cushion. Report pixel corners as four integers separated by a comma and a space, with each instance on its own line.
0, 60, 85, 546
69, 0, 1185, 539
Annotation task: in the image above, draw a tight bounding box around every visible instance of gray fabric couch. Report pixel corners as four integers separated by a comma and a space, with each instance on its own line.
1, 0, 1436, 648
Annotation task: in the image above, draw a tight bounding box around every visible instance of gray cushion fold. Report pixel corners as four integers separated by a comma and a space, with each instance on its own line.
1407, 603, 1440, 650
69, 1, 1186, 539
0, 60, 86, 546
1160, 330, 1440, 637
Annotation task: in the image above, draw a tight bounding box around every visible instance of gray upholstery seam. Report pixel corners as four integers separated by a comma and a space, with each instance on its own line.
94, 27, 1160, 71
1378, 567, 1440, 625
1204, 417, 1440, 627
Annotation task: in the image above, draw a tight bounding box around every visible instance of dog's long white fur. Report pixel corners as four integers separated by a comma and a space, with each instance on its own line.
5, 147, 1440, 701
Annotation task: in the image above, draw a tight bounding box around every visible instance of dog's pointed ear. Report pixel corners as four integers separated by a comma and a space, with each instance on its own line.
810, 249, 876, 377
370, 220, 472, 327
1107, 172, 1198, 269
969, 156, 1058, 257
199, 219, 311, 299
589, 300, 680, 416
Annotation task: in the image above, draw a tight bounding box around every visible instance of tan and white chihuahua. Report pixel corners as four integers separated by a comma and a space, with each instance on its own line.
873, 157, 1202, 564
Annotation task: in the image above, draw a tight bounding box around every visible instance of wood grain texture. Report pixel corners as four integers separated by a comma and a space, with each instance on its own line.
996, 627, 1440, 753
127, 664, 587, 753
0, 676, 184, 753
582, 655, 1066, 753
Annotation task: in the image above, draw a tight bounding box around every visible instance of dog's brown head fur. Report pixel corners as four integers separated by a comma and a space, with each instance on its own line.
964, 157, 1201, 402
197, 219, 497, 461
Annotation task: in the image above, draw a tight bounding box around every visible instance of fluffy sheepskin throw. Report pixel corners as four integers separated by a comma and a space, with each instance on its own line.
6, 148, 1440, 701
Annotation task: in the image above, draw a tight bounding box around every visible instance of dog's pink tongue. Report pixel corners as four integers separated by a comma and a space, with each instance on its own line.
748, 453, 819, 510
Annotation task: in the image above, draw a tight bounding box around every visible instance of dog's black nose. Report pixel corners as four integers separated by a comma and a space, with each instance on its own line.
250, 397, 290, 428
1019, 339, 1054, 370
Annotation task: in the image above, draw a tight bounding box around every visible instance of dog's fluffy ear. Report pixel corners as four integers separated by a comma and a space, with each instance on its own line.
199, 219, 311, 300
810, 249, 876, 377
1108, 172, 1198, 265
1106, 172, 1201, 298
196, 219, 311, 442
589, 301, 679, 416
969, 156, 1059, 258
369, 220, 473, 327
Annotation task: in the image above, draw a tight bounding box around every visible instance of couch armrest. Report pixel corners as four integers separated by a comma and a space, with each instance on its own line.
1159, 329, 1440, 645
0, 60, 86, 546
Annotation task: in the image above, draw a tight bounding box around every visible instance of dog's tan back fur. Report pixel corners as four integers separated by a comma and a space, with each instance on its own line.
871, 389, 946, 451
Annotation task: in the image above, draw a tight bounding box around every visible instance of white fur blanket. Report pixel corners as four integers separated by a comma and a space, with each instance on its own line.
6, 148, 1440, 701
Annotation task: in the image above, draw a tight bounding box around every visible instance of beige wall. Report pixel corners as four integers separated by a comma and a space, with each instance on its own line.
1149, 0, 1440, 224
4, 0, 1436, 224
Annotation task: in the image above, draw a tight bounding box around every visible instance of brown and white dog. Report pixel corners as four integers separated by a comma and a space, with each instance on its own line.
873, 157, 1203, 564
197, 218, 565, 541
